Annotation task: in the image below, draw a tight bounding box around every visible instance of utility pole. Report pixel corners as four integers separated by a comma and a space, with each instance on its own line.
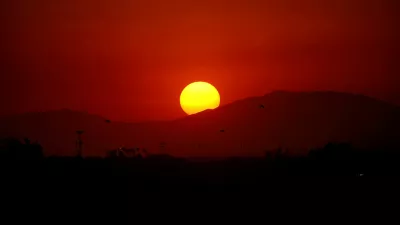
76, 130, 84, 157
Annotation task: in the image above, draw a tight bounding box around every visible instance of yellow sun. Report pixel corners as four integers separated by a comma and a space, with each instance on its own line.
180, 81, 220, 115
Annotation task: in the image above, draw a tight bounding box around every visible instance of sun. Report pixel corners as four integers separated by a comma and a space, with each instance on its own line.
180, 81, 220, 115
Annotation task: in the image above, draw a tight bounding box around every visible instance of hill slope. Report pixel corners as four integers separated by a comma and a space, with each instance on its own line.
1, 91, 399, 157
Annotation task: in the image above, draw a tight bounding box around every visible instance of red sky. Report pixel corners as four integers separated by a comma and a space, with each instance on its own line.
0, 0, 398, 122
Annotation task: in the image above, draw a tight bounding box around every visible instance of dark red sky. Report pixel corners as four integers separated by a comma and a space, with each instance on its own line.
0, 0, 398, 122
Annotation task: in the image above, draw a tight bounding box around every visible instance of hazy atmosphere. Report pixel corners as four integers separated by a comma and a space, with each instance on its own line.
1, 0, 398, 122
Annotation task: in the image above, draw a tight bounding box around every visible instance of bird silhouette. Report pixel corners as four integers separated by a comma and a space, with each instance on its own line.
259, 104, 265, 109
105, 119, 111, 123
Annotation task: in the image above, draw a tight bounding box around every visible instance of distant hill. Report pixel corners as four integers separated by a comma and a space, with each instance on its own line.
1, 91, 399, 157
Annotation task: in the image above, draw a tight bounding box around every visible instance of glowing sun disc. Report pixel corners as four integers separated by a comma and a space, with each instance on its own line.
180, 82, 220, 115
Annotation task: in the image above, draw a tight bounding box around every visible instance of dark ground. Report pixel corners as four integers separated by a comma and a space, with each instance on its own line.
2, 148, 399, 216
2, 149, 400, 185
1, 141, 400, 197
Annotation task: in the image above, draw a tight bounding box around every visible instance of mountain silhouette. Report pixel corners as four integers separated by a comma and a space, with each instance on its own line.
1, 91, 399, 157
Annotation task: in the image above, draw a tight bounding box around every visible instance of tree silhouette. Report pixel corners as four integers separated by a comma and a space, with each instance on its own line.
0, 137, 43, 159
308, 142, 354, 160
23, 138, 31, 145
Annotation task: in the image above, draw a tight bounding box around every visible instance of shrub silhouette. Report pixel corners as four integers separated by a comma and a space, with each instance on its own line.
308, 142, 354, 160
0, 137, 44, 160
106, 146, 148, 158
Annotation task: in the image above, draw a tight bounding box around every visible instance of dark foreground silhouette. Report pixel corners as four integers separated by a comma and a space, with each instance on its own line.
1, 139, 399, 192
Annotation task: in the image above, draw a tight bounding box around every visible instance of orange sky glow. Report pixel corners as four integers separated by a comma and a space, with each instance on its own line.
0, 0, 398, 122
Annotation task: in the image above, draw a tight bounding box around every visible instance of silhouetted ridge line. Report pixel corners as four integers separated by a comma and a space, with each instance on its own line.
1, 91, 399, 157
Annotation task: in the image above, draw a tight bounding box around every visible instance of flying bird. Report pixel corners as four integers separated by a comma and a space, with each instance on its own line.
220, 129, 225, 133
105, 119, 111, 123
259, 104, 265, 109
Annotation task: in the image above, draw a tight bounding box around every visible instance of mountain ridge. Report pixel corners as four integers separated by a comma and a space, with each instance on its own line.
1, 91, 399, 157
